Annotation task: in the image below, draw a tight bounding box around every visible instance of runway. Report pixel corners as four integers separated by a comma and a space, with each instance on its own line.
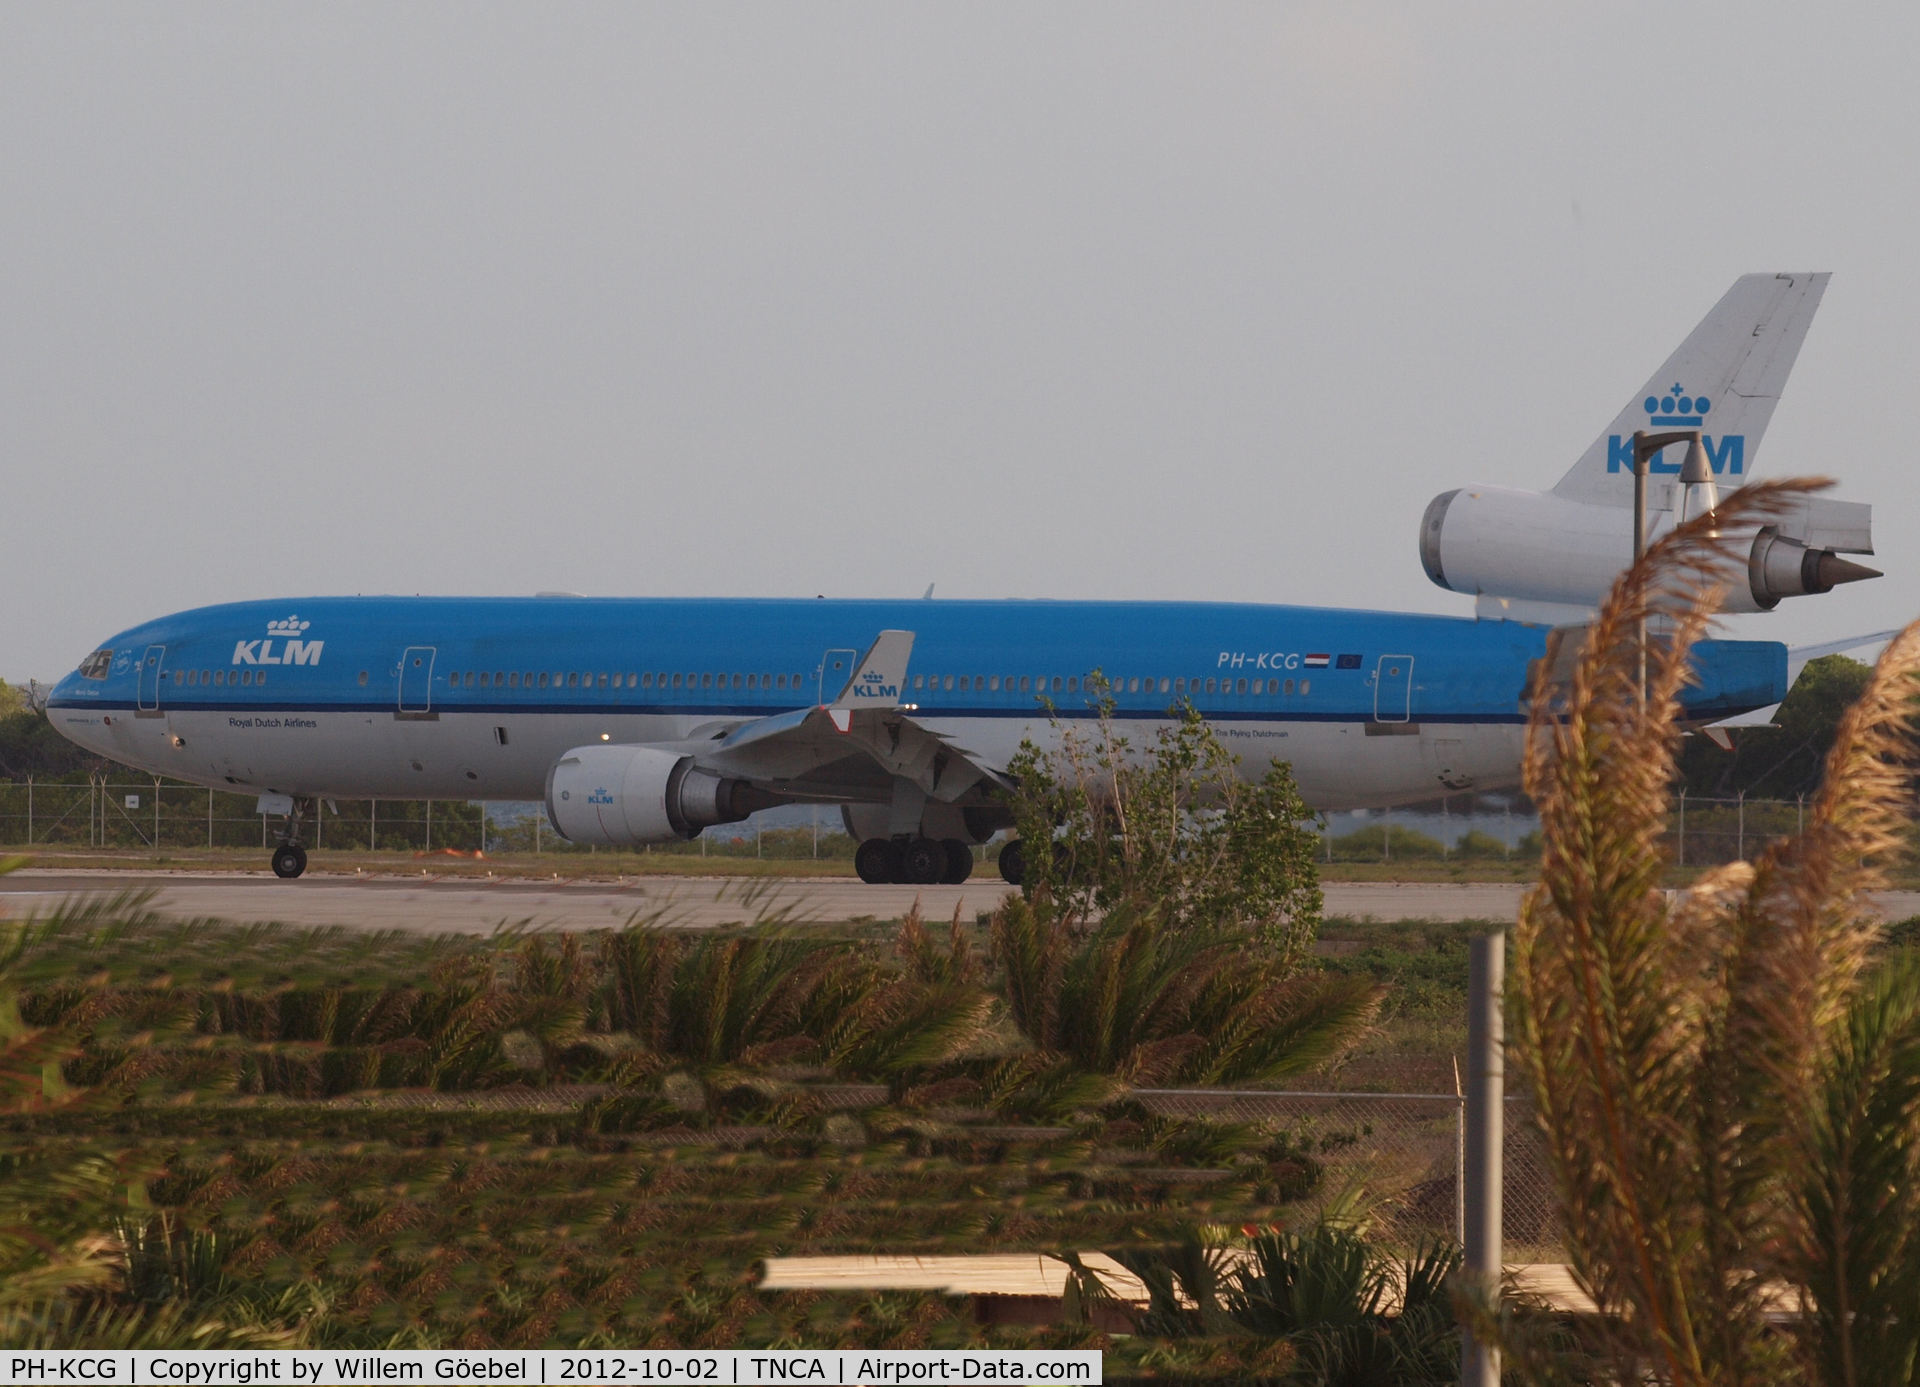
5, 871, 1918, 932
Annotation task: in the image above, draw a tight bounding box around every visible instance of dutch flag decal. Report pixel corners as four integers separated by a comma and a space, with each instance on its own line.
1303, 653, 1331, 668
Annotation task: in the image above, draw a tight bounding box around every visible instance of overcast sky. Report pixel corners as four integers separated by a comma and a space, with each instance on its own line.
5, 4, 1916, 680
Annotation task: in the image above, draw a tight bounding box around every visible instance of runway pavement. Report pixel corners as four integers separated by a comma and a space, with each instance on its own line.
5, 870, 1919, 932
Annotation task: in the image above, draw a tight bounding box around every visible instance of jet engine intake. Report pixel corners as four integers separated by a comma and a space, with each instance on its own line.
545, 744, 769, 847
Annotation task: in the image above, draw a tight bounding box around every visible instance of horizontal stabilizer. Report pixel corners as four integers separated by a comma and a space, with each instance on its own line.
1701, 629, 1899, 734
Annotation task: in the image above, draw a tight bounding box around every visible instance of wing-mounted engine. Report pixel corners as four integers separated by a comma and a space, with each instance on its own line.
545, 744, 774, 847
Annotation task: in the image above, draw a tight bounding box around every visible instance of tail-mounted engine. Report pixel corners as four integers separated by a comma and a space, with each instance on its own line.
1420, 484, 1878, 617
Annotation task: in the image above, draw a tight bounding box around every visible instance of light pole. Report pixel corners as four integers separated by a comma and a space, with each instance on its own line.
1629, 429, 1713, 704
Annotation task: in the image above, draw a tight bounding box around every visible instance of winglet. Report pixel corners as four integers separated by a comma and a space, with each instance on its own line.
829, 630, 914, 710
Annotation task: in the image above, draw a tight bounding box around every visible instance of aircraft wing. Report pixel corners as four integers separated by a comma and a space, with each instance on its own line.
653, 629, 1013, 803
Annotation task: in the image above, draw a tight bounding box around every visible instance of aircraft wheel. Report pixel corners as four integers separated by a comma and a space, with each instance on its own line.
997, 839, 1025, 887
271, 843, 308, 880
940, 839, 973, 884
897, 836, 946, 886
854, 838, 893, 884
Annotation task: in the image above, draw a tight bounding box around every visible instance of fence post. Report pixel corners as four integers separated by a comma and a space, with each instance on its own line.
1453, 1056, 1466, 1245
1737, 791, 1745, 861
1677, 789, 1685, 867
370, 800, 376, 851
1383, 808, 1391, 863
207, 787, 213, 849
1462, 931, 1505, 1387
25, 778, 31, 845
153, 775, 160, 850
1798, 793, 1804, 837
426, 800, 432, 852
478, 802, 486, 854
534, 809, 541, 854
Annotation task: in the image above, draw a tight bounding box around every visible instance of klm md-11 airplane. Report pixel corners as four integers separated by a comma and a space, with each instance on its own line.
47, 274, 1878, 886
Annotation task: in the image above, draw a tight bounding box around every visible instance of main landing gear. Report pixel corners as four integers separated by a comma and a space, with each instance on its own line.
854, 836, 976, 886
270, 797, 313, 879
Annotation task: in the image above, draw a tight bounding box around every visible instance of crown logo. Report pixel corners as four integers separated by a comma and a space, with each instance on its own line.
1643, 383, 1712, 428
266, 615, 312, 637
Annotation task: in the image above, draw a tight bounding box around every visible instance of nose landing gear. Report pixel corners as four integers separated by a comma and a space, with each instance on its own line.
269, 797, 314, 879
271, 842, 308, 879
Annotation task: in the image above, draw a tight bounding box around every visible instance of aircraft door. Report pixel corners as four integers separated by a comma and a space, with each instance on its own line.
399, 646, 436, 714
819, 648, 857, 705
137, 645, 166, 714
1373, 654, 1413, 723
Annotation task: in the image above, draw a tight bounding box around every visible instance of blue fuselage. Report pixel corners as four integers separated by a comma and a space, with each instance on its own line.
46, 595, 1785, 813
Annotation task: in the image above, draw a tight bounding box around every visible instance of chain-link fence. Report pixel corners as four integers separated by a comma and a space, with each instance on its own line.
1322, 795, 1813, 867
1132, 1088, 1558, 1252
0, 780, 481, 852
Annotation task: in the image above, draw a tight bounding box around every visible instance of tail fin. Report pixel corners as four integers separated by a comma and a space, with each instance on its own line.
1551, 272, 1828, 505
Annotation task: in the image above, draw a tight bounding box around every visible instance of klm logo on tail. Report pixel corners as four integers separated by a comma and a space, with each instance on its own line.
850, 670, 898, 699
1607, 385, 1744, 475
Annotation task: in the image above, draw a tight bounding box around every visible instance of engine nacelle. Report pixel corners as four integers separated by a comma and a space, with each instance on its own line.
545, 744, 763, 847
1420, 485, 1877, 615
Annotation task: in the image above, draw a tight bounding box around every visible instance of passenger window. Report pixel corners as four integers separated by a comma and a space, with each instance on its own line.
746, 674, 756, 690
1158, 678, 1170, 694
987, 675, 999, 691
1299, 680, 1311, 695
567, 672, 579, 688
1285, 678, 1295, 694
1174, 677, 1186, 693
914, 675, 925, 690
731, 673, 742, 689
1051, 676, 1062, 693
212, 670, 223, 686
238, 670, 250, 686
1237, 678, 1248, 694
1267, 679, 1278, 694
943, 675, 954, 691
493, 671, 504, 687
1019, 676, 1031, 692
524, 672, 534, 686
1205, 678, 1217, 694
1067, 676, 1078, 692
775, 674, 786, 690
700, 673, 711, 689
255, 670, 266, 687
479, 673, 490, 688
596, 673, 608, 689
536, 672, 549, 688
760, 673, 771, 689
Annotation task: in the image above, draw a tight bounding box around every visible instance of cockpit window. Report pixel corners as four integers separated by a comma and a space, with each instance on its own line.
78, 649, 113, 680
